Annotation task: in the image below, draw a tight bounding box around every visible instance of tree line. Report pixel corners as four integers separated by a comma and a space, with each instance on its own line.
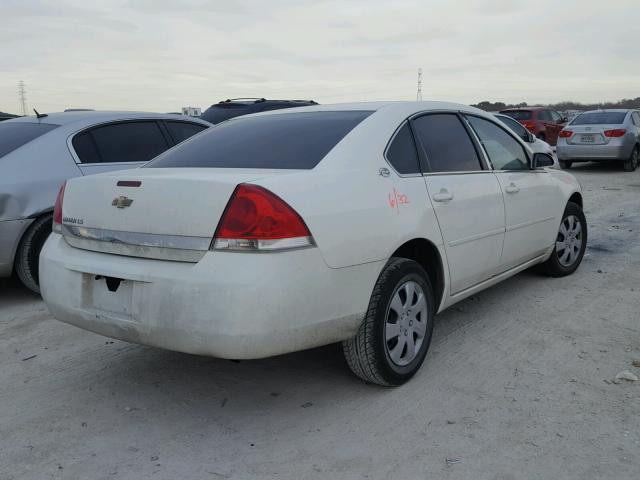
472, 97, 640, 112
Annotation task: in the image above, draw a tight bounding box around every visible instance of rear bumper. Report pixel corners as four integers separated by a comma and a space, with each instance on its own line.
0, 219, 33, 277
556, 143, 633, 161
40, 234, 382, 359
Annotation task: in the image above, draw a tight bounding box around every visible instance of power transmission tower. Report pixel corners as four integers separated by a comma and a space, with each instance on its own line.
18, 81, 28, 116
416, 68, 423, 101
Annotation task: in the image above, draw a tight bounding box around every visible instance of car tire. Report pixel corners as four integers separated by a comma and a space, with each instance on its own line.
559, 160, 572, 169
15, 214, 53, 294
540, 202, 587, 277
342, 257, 435, 386
623, 147, 639, 172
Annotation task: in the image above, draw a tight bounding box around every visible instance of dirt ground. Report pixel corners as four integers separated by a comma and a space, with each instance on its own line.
1, 163, 639, 480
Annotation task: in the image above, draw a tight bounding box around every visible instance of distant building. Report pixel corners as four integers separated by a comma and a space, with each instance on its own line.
181, 106, 202, 117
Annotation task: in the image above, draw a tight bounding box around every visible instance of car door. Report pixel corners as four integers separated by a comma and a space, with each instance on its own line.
72, 120, 172, 175
465, 115, 561, 271
411, 112, 505, 294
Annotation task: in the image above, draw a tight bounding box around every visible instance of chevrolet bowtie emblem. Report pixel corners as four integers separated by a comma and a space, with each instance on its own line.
112, 196, 133, 209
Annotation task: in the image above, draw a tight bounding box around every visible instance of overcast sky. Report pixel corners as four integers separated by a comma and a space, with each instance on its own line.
1, 0, 638, 114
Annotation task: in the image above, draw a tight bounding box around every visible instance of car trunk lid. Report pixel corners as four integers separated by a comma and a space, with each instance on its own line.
566, 125, 618, 145
60, 168, 293, 261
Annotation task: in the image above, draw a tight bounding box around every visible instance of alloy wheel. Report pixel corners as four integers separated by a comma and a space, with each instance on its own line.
556, 214, 583, 267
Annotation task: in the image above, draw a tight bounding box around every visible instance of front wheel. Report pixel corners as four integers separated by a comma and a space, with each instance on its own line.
623, 147, 638, 172
343, 258, 435, 386
540, 202, 587, 277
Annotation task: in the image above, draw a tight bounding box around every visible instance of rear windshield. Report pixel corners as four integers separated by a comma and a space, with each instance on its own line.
0, 122, 58, 158
145, 111, 373, 170
571, 112, 627, 125
500, 110, 532, 121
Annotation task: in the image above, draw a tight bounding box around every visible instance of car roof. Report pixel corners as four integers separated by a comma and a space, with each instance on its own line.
578, 109, 632, 113
236, 100, 489, 119
209, 98, 316, 107
500, 107, 546, 112
5, 111, 211, 127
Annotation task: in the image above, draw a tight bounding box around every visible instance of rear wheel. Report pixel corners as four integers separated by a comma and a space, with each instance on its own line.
559, 160, 573, 169
623, 147, 639, 172
540, 202, 587, 277
15, 214, 52, 294
343, 258, 435, 386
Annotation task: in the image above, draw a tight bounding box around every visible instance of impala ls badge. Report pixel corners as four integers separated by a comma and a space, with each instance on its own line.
112, 196, 133, 209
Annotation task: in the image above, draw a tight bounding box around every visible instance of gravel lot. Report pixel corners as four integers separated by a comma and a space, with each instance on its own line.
1, 164, 639, 480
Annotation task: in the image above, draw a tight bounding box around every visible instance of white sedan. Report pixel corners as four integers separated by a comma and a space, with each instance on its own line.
494, 113, 558, 167
40, 101, 587, 386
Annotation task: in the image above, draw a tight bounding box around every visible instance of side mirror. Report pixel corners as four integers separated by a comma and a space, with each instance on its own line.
526, 131, 535, 143
532, 152, 554, 168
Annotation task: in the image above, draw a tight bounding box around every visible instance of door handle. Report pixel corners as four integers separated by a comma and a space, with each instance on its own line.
505, 183, 519, 194
433, 189, 454, 202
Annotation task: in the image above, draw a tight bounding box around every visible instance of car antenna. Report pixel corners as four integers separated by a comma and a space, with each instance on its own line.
33, 108, 48, 119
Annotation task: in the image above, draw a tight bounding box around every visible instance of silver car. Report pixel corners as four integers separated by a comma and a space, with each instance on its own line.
556, 109, 640, 171
0, 111, 210, 292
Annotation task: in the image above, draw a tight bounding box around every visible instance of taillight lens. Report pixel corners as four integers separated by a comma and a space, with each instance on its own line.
212, 184, 314, 251
604, 129, 626, 138
52, 181, 66, 234
558, 130, 573, 138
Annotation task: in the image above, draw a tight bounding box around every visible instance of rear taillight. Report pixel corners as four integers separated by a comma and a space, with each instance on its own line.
604, 129, 626, 138
558, 130, 573, 138
212, 184, 314, 251
52, 181, 67, 234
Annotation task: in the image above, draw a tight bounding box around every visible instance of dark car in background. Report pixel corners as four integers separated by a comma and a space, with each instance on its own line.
0, 112, 19, 122
499, 107, 567, 146
201, 98, 318, 124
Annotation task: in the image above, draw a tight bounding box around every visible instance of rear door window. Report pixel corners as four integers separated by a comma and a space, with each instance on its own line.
146, 111, 372, 169
164, 121, 207, 144
73, 121, 169, 164
411, 113, 482, 172
0, 122, 58, 158
467, 116, 529, 171
385, 123, 420, 174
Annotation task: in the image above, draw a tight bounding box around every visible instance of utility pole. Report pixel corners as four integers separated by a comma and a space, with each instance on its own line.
18, 80, 28, 116
416, 68, 423, 101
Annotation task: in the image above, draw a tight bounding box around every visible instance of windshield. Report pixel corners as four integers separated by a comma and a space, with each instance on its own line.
146, 110, 373, 170
500, 110, 532, 121
571, 112, 627, 125
0, 122, 58, 158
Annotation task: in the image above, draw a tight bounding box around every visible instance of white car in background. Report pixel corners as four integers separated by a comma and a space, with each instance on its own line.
40, 102, 586, 386
495, 113, 558, 168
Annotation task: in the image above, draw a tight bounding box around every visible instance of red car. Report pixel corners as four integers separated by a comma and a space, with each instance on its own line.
499, 107, 567, 146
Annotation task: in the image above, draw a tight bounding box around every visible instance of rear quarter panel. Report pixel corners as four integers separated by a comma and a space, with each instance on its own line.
256, 112, 444, 269
0, 131, 81, 222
